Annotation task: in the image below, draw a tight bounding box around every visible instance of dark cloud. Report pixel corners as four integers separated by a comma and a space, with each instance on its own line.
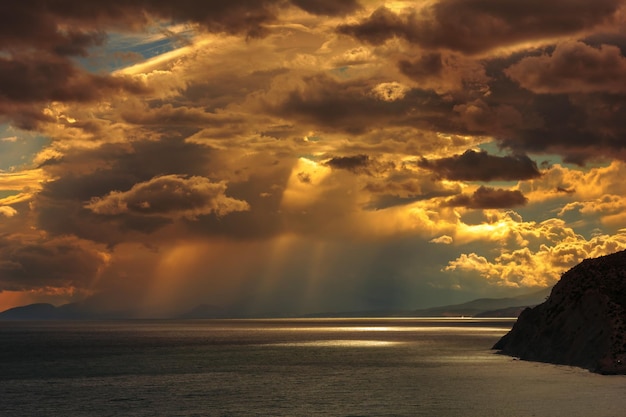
291, 0, 361, 16
0, 1, 361, 54
0, 2, 267, 53
506, 41, 626, 94
269, 74, 453, 133
0, 105, 54, 130
52, 30, 108, 57
0, 54, 149, 104
492, 92, 626, 164
0, 1, 361, 127
0, 235, 108, 292
0, 43, 147, 128
0, 3, 110, 56
471, 53, 626, 163
583, 31, 626, 55
41, 138, 214, 196
33, 135, 301, 243
324, 154, 398, 177
272, 74, 402, 131
452, 99, 524, 133
398, 53, 444, 80
325, 154, 370, 171
418, 150, 541, 181
86, 175, 250, 219
338, 0, 622, 54
35, 138, 216, 242
337, 7, 406, 46
445, 186, 528, 209
332, 25, 626, 166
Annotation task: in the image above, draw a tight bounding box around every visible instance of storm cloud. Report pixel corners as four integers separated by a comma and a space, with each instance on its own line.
444, 186, 528, 209
86, 175, 250, 220
506, 41, 626, 94
0, 0, 362, 126
3, 0, 626, 315
0, 234, 109, 292
418, 150, 541, 181
338, 0, 622, 54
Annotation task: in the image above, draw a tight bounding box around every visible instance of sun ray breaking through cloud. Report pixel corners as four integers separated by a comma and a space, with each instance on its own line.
1, 0, 626, 315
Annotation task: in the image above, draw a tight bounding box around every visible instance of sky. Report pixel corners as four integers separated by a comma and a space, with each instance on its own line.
2, 0, 626, 317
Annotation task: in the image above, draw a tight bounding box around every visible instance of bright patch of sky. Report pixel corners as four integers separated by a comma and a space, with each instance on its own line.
330, 66, 352, 79
0, 190, 20, 200
0, 125, 50, 171
74, 22, 197, 73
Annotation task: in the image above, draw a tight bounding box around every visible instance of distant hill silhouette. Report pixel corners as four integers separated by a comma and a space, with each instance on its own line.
0, 303, 130, 320
0, 303, 62, 320
474, 306, 530, 318
494, 250, 626, 374
411, 288, 550, 317
0, 289, 551, 320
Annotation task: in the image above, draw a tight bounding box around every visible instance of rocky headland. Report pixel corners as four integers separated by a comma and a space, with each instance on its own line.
493, 250, 626, 374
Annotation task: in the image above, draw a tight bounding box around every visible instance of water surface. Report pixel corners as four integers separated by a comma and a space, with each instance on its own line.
1, 318, 624, 416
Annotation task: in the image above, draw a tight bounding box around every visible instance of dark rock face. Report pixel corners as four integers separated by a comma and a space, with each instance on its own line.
493, 250, 626, 374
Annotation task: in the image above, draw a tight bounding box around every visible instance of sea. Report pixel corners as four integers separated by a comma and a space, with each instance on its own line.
1, 318, 625, 417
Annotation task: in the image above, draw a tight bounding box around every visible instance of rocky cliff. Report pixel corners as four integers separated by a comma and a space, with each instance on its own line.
493, 250, 626, 374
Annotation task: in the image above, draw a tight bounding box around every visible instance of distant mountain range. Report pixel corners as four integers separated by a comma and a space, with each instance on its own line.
0, 288, 551, 320
410, 288, 551, 317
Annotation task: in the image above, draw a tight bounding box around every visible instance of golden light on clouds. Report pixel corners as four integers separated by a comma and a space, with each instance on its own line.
371, 82, 411, 101
0, 169, 45, 190
447, 224, 626, 287
281, 157, 332, 210
1, 0, 626, 315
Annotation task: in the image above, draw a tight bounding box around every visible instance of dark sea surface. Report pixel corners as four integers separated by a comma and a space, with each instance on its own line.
1, 318, 625, 416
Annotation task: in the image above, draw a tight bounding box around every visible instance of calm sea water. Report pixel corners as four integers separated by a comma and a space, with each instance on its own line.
1, 318, 625, 416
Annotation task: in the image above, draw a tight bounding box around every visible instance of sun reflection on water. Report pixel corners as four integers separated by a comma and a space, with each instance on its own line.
264, 326, 512, 333
269, 340, 402, 347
